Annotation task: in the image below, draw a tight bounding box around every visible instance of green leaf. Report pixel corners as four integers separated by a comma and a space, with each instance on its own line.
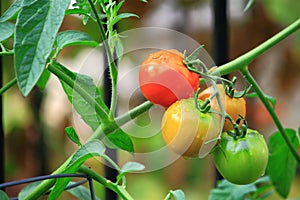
116, 161, 145, 183
65, 8, 89, 16
262, 0, 300, 26
58, 64, 109, 131
65, 126, 82, 147
244, 0, 255, 12
18, 181, 42, 200
49, 139, 106, 200
14, 0, 71, 96
62, 76, 104, 130
103, 128, 134, 152
115, 0, 125, 14
296, 126, 300, 145
36, 69, 51, 89
108, 13, 139, 31
73, 0, 92, 25
209, 179, 257, 200
252, 184, 273, 199
262, 0, 300, 52
170, 190, 185, 200
0, 0, 23, 22
165, 189, 185, 200
67, 182, 101, 200
248, 176, 274, 199
49, 177, 71, 200
55, 30, 98, 55
120, 161, 145, 174
0, 190, 9, 200
266, 128, 299, 198
69, 139, 106, 170
108, 33, 123, 62
0, 22, 15, 42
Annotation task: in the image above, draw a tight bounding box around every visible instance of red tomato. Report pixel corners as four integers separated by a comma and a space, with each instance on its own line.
139, 50, 200, 107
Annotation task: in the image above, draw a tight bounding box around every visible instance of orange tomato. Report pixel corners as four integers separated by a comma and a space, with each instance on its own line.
198, 84, 246, 131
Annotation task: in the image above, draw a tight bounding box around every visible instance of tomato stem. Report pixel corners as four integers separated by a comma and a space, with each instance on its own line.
88, 0, 118, 118
240, 66, 300, 164
0, 51, 14, 56
114, 101, 154, 127
0, 77, 17, 95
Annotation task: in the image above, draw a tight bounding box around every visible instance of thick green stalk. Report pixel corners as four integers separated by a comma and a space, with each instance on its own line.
241, 67, 300, 164
23, 157, 72, 200
24, 100, 153, 199
88, 101, 153, 141
87, 0, 118, 117
0, 77, 17, 95
79, 166, 134, 200
213, 18, 300, 76
114, 101, 153, 127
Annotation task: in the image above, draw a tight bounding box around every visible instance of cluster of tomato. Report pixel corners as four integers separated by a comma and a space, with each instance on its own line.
138, 49, 268, 185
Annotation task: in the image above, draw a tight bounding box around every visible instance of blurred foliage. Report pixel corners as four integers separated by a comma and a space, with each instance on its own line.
262, 0, 300, 52
262, 0, 299, 25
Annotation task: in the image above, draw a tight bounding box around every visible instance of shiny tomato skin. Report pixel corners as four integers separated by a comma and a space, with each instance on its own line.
139, 50, 200, 107
213, 129, 268, 185
198, 84, 246, 131
161, 98, 220, 157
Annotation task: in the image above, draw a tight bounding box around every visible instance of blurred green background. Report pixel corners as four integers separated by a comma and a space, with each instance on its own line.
1, 0, 300, 199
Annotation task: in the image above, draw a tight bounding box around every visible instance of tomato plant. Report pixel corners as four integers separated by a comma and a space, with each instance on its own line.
139, 49, 200, 107
212, 129, 269, 185
0, 0, 300, 199
161, 98, 220, 157
198, 84, 246, 131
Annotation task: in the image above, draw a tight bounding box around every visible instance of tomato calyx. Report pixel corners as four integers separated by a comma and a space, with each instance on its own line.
226, 116, 248, 140
224, 76, 252, 98
183, 45, 206, 75
183, 46, 220, 82
194, 88, 212, 113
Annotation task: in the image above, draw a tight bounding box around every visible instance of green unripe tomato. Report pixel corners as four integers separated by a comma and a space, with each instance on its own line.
212, 129, 268, 185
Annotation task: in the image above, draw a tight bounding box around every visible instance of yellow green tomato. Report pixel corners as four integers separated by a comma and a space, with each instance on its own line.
161, 98, 220, 157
